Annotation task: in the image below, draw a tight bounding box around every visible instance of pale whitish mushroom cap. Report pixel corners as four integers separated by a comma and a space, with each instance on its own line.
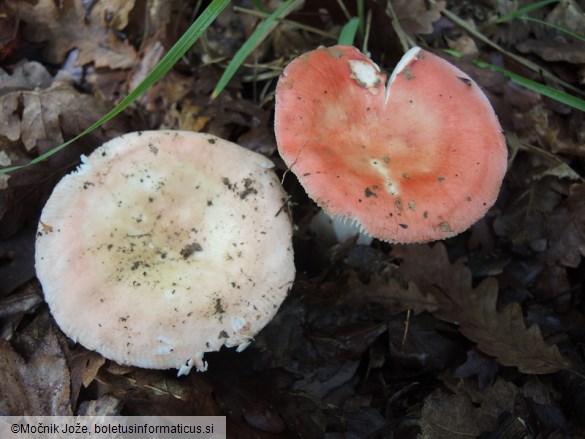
35, 131, 295, 374
275, 46, 507, 243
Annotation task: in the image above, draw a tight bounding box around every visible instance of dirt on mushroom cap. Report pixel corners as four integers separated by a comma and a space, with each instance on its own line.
275, 45, 507, 243
35, 130, 295, 373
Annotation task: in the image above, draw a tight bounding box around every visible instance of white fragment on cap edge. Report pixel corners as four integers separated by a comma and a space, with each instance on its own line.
385, 46, 422, 104
236, 340, 252, 352
349, 60, 382, 89
177, 358, 194, 376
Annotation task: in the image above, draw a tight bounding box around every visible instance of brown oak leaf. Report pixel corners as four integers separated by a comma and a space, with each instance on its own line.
347, 272, 438, 316
16, 0, 138, 68
397, 243, 571, 374
391, 0, 446, 36
0, 62, 118, 156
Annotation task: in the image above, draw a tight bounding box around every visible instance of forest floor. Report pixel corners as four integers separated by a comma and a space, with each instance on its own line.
1, 0, 585, 437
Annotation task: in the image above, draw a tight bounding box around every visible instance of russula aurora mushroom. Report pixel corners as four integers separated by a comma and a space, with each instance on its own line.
275, 46, 507, 243
35, 130, 295, 374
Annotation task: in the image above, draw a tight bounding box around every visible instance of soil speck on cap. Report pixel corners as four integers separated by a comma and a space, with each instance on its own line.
180, 242, 203, 259
214, 298, 225, 314
239, 178, 258, 199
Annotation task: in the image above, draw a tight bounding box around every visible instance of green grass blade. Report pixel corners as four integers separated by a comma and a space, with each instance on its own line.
521, 16, 585, 44
494, 0, 584, 43
338, 17, 360, 45
475, 60, 585, 112
0, 0, 231, 175
232, 6, 338, 40
495, 0, 558, 24
210, 0, 302, 100
440, 7, 583, 97
444, 49, 585, 112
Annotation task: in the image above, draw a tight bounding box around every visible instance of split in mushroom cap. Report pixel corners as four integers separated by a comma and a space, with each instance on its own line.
275, 46, 507, 243
35, 130, 295, 374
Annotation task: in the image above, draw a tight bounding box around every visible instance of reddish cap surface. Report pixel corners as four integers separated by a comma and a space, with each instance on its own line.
35, 131, 294, 373
275, 46, 507, 243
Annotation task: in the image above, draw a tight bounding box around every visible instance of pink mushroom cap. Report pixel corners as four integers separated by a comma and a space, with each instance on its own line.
275, 46, 507, 243
35, 131, 295, 374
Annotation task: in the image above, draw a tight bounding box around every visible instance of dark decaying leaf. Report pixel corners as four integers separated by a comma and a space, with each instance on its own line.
453, 348, 500, 390
420, 379, 517, 439
515, 0, 585, 64
0, 1, 20, 62
514, 393, 569, 437
93, 365, 222, 416
0, 225, 36, 297
566, 183, 585, 255
398, 243, 571, 374
516, 40, 585, 64
387, 315, 462, 375
0, 164, 58, 240
0, 282, 42, 320
342, 407, 392, 439
493, 178, 562, 248
207, 357, 291, 434
0, 313, 71, 415
546, 205, 585, 268
553, 371, 585, 427
347, 273, 438, 316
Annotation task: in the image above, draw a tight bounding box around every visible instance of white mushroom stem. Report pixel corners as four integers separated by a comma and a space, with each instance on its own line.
310, 210, 373, 246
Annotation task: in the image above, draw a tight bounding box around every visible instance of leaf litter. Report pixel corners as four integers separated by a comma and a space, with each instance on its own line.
396, 243, 571, 374
1, 0, 585, 436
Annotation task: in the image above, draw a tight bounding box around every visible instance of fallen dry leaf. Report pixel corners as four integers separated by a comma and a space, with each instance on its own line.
1, 75, 113, 154
16, 0, 138, 68
420, 378, 517, 438
77, 394, 122, 416
398, 243, 571, 374
0, 314, 71, 415
347, 272, 438, 316
66, 348, 106, 410
453, 348, 499, 390
516, 40, 585, 64
567, 183, 585, 253
0, 225, 36, 297
0, 1, 20, 62
0, 61, 54, 95
546, 205, 585, 268
493, 177, 562, 247
391, 0, 446, 36
388, 315, 461, 374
